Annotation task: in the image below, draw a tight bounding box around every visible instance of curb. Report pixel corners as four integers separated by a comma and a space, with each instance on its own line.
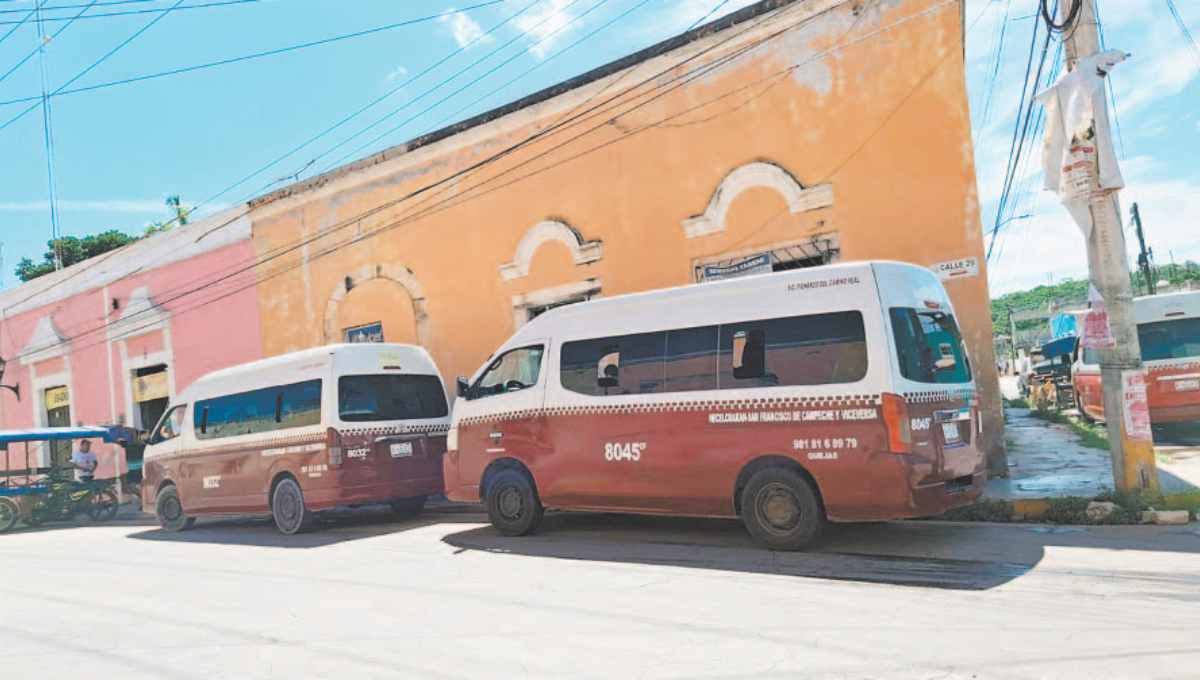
976, 493, 1200, 523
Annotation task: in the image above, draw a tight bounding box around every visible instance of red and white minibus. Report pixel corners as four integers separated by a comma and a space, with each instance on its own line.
1073, 290, 1200, 424
444, 261, 985, 550
142, 344, 450, 534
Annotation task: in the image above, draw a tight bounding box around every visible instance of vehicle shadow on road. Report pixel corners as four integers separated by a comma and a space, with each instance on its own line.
125, 506, 483, 548
442, 513, 1200, 591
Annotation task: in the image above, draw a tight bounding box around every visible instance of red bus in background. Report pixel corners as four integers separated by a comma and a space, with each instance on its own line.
445, 261, 985, 551
1074, 291, 1200, 424
142, 344, 450, 534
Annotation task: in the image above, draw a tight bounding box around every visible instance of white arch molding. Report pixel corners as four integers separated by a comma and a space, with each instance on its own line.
499, 220, 603, 281
323, 263, 429, 347
682, 162, 834, 238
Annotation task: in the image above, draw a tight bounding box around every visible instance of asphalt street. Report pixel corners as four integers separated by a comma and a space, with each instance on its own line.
1, 509, 1198, 679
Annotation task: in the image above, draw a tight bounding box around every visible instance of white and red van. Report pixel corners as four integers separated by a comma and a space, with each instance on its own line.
1073, 290, 1200, 423
142, 344, 450, 534
444, 261, 985, 550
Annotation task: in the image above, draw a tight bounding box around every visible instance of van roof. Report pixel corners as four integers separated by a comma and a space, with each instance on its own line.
187, 344, 434, 398
520, 260, 923, 332
1135, 289, 1200, 323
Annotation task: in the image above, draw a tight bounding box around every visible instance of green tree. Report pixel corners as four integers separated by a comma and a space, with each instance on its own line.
15, 230, 138, 282
144, 195, 191, 236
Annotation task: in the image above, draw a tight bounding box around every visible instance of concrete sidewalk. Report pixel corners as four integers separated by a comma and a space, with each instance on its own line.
987, 376, 1200, 508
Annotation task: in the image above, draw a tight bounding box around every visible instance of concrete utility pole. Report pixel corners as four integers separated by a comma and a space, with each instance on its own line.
1131, 203, 1155, 296
1061, 0, 1159, 494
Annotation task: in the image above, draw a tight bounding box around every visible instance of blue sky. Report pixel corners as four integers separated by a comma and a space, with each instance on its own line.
0, 0, 1195, 296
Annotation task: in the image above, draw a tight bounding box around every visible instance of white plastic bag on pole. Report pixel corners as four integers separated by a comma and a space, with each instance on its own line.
1036, 50, 1128, 237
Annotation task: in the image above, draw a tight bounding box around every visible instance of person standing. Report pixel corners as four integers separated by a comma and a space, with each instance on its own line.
69, 439, 98, 483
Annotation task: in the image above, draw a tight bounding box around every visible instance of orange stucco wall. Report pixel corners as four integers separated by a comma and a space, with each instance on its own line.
249, 0, 1005, 468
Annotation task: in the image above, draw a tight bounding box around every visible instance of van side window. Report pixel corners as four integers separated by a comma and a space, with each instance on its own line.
474, 346, 544, 398
889, 308, 972, 384
561, 332, 666, 396
194, 379, 323, 440
152, 405, 187, 444
719, 312, 868, 387
665, 326, 719, 392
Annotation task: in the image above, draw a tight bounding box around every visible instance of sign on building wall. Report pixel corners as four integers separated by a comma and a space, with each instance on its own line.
44, 387, 70, 412
930, 257, 980, 281
345, 322, 384, 344
132, 372, 170, 403
701, 254, 772, 282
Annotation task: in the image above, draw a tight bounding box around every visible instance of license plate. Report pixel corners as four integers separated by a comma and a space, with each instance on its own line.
941, 422, 961, 444
390, 442, 414, 457
1175, 379, 1199, 392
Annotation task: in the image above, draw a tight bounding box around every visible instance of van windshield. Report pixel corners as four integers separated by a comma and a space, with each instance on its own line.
1138, 317, 1200, 362
338, 375, 448, 422
889, 307, 972, 384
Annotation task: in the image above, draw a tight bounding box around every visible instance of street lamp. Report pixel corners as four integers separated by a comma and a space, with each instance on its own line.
0, 355, 21, 401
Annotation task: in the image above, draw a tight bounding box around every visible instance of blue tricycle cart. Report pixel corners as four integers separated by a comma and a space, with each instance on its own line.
0, 425, 138, 533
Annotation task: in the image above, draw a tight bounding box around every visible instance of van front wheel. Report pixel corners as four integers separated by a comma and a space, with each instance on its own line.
272, 477, 313, 535
156, 485, 194, 532
485, 469, 543, 536
741, 467, 823, 551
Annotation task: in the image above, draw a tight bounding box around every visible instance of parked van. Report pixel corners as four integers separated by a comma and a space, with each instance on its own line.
1073, 290, 1200, 423
142, 344, 450, 534
444, 261, 985, 550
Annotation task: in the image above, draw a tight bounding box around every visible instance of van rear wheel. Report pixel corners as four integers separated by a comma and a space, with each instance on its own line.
741, 467, 823, 551
272, 477, 313, 535
156, 485, 193, 532
485, 469, 544, 536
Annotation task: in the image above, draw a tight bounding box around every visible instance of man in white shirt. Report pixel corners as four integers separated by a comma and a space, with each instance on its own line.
68, 439, 98, 483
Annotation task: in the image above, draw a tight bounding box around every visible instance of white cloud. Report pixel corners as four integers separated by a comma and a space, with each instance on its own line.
442, 9, 487, 48
0, 200, 164, 213
385, 65, 408, 84
516, 0, 580, 59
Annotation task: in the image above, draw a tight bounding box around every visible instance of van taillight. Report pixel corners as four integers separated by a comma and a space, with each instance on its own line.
881, 393, 911, 454
327, 427, 343, 468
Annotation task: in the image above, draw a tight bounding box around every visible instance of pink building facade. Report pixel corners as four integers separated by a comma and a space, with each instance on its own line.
0, 209, 263, 477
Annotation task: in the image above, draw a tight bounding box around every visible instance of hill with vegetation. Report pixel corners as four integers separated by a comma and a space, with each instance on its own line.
990, 262, 1200, 340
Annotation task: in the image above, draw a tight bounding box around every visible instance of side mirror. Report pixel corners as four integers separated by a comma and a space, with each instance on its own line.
597, 348, 620, 389
732, 330, 766, 380
457, 377, 470, 399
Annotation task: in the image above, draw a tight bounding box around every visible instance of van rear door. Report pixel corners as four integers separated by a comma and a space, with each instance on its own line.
336, 373, 449, 487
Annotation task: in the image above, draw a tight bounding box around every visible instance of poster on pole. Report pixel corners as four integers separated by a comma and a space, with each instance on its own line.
1122, 370, 1153, 441
1080, 285, 1116, 348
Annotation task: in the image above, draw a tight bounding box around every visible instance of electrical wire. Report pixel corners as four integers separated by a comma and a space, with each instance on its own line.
1162, 0, 1200, 73
0, 1, 156, 15
688, 0, 733, 32
0, 0, 99, 88
1039, 0, 1080, 33
24, 2, 852, 351
0, 5, 37, 49
0, 1, 510, 110
307, 0, 599, 178
0, 0, 260, 25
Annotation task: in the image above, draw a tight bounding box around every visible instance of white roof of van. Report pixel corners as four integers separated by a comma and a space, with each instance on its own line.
1135, 290, 1200, 323
194, 343, 432, 385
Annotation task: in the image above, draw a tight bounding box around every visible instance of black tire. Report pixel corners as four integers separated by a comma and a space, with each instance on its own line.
0, 497, 18, 533
389, 495, 427, 518
484, 468, 544, 536
272, 477, 313, 535
740, 467, 824, 551
1075, 394, 1094, 424
86, 490, 119, 522
156, 485, 193, 532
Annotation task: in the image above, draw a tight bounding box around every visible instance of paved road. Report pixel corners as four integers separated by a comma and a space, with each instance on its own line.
1, 510, 1199, 679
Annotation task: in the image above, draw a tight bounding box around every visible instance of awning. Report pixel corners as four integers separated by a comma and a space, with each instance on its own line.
0, 426, 136, 445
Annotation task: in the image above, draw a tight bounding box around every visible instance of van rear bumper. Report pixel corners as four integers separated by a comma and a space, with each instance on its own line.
1150, 404, 1200, 423
840, 466, 986, 521
306, 475, 444, 510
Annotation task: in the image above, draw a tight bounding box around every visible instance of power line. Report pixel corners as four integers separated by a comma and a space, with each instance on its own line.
688, 0, 734, 32
1162, 0, 1200, 73
29, 1, 835, 350
314, 0, 603, 176
0, 5, 36, 49
0, 0, 259, 25
0, 0, 99, 88
35, 0, 64, 270
0, 0, 510, 110
0, 1, 157, 15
